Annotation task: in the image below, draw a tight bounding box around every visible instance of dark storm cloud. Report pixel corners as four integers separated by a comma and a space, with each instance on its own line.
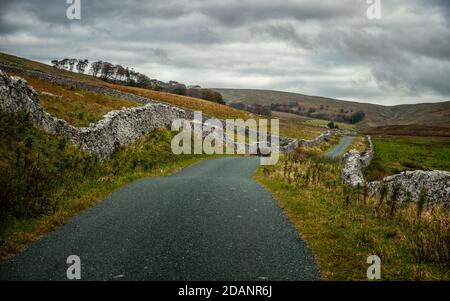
0, 0, 449, 104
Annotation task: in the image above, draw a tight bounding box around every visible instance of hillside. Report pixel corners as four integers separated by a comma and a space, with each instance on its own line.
0, 52, 323, 139
214, 88, 450, 130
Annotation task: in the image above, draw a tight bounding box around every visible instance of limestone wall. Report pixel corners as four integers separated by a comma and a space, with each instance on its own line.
368, 171, 450, 205
280, 131, 333, 153
1, 68, 332, 158
0, 70, 189, 157
340, 135, 449, 205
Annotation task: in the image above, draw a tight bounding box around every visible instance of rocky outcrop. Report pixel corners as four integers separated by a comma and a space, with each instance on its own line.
0, 70, 189, 157
341, 135, 449, 205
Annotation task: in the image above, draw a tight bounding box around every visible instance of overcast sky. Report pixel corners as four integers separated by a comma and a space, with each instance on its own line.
1, 0, 449, 105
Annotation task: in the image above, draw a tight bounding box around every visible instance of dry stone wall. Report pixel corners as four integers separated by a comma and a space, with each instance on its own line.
280, 131, 332, 153
368, 171, 450, 205
0, 70, 189, 157
1, 68, 332, 158
342, 150, 365, 187
341, 135, 449, 205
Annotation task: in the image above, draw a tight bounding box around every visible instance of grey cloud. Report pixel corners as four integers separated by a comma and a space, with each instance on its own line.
249, 23, 313, 49
0, 0, 449, 104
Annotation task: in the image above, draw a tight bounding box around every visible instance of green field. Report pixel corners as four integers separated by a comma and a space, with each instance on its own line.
303, 119, 356, 130
365, 136, 450, 181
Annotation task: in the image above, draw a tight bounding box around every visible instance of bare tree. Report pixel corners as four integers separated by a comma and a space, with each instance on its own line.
68, 59, 78, 72
136, 73, 151, 88
58, 58, 70, 70
100, 62, 115, 80
114, 64, 126, 82
76, 59, 89, 73
51, 60, 60, 68
125, 68, 139, 85
90, 61, 103, 77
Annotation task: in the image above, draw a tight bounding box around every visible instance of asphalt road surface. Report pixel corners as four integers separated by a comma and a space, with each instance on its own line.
324, 136, 355, 158
0, 157, 320, 281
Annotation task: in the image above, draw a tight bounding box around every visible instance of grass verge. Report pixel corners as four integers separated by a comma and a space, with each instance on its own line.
0, 112, 214, 262
254, 146, 450, 280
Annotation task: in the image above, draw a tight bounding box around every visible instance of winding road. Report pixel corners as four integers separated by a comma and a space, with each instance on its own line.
0, 157, 320, 281
324, 136, 355, 158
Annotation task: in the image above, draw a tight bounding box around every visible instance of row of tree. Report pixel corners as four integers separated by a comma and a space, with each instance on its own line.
50, 58, 224, 104
51, 58, 149, 86
51, 58, 89, 73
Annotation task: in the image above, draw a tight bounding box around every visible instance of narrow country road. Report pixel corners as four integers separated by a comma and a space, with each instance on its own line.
0, 157, 320, 281
324, 136, 355, 158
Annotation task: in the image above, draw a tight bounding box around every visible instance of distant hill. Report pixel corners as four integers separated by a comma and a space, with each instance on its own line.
364, 125, 450, 137
214, 88, 450, 130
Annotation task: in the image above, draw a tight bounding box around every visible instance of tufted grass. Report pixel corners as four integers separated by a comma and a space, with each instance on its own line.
6, 73, 140, 127
255, 145, 450, 280
348, 135, 369, 154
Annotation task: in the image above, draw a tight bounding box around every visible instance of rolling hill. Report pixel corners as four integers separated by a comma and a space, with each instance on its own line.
0, 52, 324, 139
214, 88, 450, 130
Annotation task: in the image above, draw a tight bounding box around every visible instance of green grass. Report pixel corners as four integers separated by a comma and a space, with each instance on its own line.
365, 136, 450, 181
0, 113, 214, 261
255, 147, 450, 280
348, 135, 369, 154
303, 119, 355, 131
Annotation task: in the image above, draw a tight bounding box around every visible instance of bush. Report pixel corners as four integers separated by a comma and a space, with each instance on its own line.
348, 111, 365, 124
